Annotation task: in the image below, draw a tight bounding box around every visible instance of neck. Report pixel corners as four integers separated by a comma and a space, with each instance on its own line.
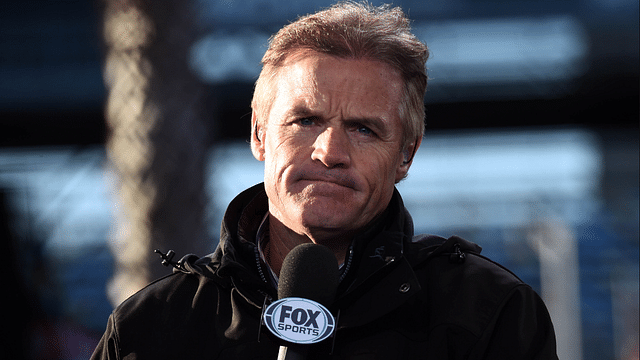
265, 214, 351, 276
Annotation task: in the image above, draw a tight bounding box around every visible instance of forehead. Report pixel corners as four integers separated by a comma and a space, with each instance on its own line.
269, 52, 404, 120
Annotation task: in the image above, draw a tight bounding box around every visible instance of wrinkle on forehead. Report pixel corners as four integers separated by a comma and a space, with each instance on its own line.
275, 53, 402, 122
275, 60, 320, 109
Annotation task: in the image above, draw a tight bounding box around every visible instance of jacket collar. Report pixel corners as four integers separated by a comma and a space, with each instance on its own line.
209, 183, 275, 306
207, 183, 422, 319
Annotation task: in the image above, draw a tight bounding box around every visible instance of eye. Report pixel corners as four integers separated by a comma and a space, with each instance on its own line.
356, 126, 375, 136
297, 117, 316, 126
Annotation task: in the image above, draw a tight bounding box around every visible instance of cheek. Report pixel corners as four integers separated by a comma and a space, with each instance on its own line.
360, 148, 402, 182
266, 129, 304, 155
264, 135, 305, 182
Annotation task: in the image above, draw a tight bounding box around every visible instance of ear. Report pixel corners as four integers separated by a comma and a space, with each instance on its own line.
250, 112, 265, 161
395, 136, 422, 183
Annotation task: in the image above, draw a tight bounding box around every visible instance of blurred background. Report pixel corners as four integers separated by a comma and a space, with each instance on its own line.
0, 0, 637, 359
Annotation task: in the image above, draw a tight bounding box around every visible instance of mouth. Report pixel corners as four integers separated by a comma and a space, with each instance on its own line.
297, 171, 358, 190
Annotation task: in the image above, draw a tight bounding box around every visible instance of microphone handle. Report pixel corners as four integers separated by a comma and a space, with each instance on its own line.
277, 345, 308, 360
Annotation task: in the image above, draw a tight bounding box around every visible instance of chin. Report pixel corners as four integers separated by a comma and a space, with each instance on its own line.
298, 206, 360, 231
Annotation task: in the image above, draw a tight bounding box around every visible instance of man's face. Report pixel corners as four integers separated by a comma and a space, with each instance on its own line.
252, 52, 418, 240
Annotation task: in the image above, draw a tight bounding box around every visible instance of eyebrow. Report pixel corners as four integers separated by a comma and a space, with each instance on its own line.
288, 105, 316, 118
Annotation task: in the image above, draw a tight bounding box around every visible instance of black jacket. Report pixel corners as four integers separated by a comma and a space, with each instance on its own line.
91, 183, 558, 359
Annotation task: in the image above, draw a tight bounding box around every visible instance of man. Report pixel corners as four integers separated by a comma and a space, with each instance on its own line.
92, 2, 558, 359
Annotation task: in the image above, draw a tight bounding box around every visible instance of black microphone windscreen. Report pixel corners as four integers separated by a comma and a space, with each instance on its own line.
277, 243, 340, 306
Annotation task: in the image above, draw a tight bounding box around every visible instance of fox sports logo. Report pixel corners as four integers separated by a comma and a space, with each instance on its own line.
263, 297, 335, 344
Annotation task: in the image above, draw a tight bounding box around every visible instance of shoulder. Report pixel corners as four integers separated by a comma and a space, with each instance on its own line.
100, 270, 231, 359
408, 235, 536, 336
111, 271, 220, 340
111, 253, 230, 321
409, 234, 523, 289
115, 271, 201, 318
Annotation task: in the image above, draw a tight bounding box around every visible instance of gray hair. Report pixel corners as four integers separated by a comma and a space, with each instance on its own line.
251, 1, 429, 147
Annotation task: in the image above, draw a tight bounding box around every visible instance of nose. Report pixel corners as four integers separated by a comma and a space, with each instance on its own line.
311, 127, 351, 168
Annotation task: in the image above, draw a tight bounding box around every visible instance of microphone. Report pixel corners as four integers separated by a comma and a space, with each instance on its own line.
269, 243, 340, 360
278, 243, 340, 303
